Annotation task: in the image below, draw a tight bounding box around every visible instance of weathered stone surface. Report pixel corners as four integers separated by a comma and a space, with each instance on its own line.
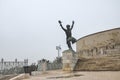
74, 28, 120, 71
76, 28, 120, 58
62, 49, 78, 71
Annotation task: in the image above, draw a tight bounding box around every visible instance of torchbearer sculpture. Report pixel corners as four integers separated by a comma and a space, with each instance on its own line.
58, 20, 76, 50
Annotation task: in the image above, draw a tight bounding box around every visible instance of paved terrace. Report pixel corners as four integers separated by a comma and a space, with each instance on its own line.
21, 70, 120, 80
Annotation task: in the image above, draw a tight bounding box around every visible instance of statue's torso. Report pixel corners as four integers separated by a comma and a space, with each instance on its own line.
65, 29, 72, 39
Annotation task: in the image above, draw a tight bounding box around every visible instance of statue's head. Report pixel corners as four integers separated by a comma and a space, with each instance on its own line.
66, 25, 70, 29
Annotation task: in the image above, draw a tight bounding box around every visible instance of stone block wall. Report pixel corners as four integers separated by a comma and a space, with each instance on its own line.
76, 28, 120, 58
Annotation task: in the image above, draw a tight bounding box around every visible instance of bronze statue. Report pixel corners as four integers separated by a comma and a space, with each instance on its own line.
58, 20, 76, 50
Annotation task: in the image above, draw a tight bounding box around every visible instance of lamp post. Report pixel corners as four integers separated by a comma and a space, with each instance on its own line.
56, 45, 61, 58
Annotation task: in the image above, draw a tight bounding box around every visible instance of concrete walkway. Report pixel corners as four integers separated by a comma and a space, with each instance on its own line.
23, 70, 120, 80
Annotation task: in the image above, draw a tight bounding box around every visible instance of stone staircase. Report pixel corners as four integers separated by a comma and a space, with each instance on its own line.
74, 50, 120, 71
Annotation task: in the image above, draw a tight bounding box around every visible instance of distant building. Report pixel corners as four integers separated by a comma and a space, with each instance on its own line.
0, 58, 28, 71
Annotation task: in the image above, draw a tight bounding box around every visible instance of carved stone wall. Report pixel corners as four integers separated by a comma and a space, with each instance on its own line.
74, 28, 120, 71
76, 28, 120, 58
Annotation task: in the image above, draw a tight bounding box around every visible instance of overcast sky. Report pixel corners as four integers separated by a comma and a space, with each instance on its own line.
0, 0, 120, 64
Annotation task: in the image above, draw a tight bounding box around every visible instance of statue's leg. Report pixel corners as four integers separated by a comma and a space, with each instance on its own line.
67, 41, 72, 49
71, 37, 77, 44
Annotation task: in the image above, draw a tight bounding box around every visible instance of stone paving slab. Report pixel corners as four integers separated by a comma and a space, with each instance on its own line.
22, 70, 120, 80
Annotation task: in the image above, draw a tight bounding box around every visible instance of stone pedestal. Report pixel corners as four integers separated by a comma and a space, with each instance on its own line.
62, 49, 78, 71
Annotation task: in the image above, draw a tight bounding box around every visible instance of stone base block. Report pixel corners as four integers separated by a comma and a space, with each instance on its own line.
62, 49, 78, 71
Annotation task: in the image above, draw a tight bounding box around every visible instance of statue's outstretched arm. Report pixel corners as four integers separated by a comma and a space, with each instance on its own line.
71, 21, 74, 30
58, 20, 66, 31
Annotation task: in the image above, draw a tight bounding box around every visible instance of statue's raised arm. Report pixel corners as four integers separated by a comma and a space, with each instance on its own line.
71, 21, 74, 30
58, 20, 66, 31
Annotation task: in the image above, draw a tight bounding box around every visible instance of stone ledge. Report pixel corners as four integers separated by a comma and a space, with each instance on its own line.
9, 74, 30, 80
